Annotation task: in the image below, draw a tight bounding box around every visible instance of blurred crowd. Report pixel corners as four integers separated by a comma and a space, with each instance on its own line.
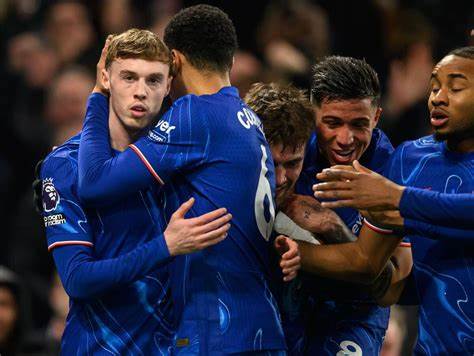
0, 0, 473, 354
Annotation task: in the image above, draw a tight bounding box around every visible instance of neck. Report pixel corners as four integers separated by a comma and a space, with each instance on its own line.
180, 65, 231, 96
108, 104, 144, 151
446, 137, 474, 153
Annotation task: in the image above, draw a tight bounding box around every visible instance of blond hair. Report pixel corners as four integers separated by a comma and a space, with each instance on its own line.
105, 28, 172, 69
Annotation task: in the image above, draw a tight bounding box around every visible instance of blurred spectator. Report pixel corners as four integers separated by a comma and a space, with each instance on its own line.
46, 274, 68, 344
45, 66, 94, 146
381, 10, 434, 146
8, 66, 93, 332
316, 0, 387, 83
7, 32, 59, 147
44, 1, 98, 69
258, 0, 329, 87
0, 266, 29, 355
100, 0, 133, 35
230, 51, 264, 97
33, 273, 67, 354
0, 0, 472, 352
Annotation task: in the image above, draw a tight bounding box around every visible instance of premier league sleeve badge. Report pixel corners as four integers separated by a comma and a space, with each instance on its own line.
42, 178, 60, 213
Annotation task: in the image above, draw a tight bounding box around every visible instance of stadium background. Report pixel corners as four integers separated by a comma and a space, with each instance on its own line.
0, 0, 473, 354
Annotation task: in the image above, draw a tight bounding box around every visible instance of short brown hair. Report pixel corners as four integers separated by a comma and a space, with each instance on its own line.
105, 28, 172, 70
245, 82, 314, 150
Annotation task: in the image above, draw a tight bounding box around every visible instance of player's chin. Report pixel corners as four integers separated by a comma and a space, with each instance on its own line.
124, 116, 152, 130
276, 190, 290, 208
433, 127, 453, 141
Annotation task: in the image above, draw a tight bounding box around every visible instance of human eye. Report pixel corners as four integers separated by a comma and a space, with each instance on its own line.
323, 119, 340, 128
147, 75, 163, 86
121, 73, 135, 82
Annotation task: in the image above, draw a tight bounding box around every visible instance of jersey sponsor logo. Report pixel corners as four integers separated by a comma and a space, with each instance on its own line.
42, 178, 60, 212
149, 119, 176, 143
351, 213, 363, 235
44, 213, 66, 227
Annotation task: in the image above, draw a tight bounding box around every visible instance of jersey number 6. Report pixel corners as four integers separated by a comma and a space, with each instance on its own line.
254, 145, 275, 241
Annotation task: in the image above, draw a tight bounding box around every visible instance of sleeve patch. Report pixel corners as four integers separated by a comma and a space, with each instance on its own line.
42, 178, 61, 212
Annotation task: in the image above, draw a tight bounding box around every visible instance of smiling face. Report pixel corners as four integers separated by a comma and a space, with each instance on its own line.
429, 54, 474, 150
271, 143, 306, 207
104, 58, 171, 133
315, 98, 381, 165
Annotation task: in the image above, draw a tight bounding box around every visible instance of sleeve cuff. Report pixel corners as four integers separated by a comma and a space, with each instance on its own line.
154, 233, 171, 260
363, 218, 395, 235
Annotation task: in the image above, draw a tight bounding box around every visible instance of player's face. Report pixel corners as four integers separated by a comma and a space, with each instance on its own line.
271, 143, 305, 207
104, 58, 171, 132
428, 55, 474, 149
315, 99, 381, 166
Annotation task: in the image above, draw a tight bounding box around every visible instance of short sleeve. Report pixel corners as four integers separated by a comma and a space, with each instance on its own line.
40, 156, 93, 251
130, 95, 210, 184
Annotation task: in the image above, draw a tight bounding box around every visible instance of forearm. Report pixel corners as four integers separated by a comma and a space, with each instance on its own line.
300, 224, 402, 283
377, 277, 407, 307
318, 221, 356, 244
299, 241, 375, 283
400, 188, 474, 228
404, 218, 474, 241
78, 93, 153, 206
53, 236, 171, 300
376, 244, 412, 306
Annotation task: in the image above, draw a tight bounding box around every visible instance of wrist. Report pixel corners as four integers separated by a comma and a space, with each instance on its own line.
92, 86, 109, 96
391, 184, 405, 209
163, 231, 176, 256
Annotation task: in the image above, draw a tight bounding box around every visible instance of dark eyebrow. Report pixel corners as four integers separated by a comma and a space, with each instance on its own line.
351, 117, 370, 125
148, 73, 164, 79
321, 116, 343, 121
448, 73, 468, 80
119, 70, 137, 76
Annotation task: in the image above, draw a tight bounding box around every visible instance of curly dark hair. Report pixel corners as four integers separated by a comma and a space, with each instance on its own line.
311, 56, 381, 107
245, 82, 314, 151
164, 4, 238, 73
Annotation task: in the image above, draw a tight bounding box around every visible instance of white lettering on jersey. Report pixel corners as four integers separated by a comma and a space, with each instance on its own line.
237, 108, 263, 132
156, 119, 176, 134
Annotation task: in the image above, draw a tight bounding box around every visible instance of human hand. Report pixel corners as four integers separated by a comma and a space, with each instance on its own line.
93, 35, 114, 95
164, 198, 232, 256
313, 160, 405, 211
274, 235, 301, 282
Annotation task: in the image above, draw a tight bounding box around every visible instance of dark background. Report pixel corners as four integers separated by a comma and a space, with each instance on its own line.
0, 0, 472, 354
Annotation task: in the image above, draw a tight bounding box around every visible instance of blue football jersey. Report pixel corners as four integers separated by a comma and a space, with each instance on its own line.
130, 87, 286, 354
384, 135, 474, 355
288, 128, 394, 355
41, 134, 174, 355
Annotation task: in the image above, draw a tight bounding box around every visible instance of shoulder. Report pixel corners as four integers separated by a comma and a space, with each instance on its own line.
41, 134, 80, 184
372, 128, 394, 153
394, 135, 441, 158
362, 129, 394, 173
